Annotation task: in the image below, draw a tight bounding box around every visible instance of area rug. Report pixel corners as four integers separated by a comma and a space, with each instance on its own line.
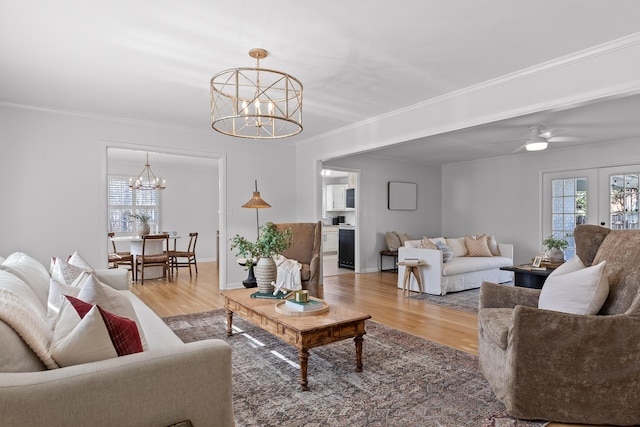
163, 309, 547, 427
409, 288, 481, 313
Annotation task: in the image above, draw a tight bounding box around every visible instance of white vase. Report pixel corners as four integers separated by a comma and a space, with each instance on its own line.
138, 222, 151, 236
254, 256, 277, 294
549, 248, 565, 262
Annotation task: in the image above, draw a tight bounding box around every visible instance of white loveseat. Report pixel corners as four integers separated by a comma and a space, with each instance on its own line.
398, 237, 514, 295
0, 252, 235, 427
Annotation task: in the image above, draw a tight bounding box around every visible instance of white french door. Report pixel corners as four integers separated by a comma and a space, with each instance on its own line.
597, 165, 639, 229
543, 164, 640, 258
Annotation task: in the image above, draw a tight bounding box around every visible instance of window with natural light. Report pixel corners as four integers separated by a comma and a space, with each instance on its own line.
551, 177, 587, 260
108, 176, 159, 233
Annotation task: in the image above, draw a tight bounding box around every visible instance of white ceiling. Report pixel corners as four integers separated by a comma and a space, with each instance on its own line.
2, 1, 640, 165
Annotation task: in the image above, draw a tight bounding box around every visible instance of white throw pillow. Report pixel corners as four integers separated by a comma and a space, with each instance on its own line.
538, 258, 609, 315
47, 278, 82, 328
67, 251, 95, 273
51, 259, 86, 286
77, 274, 148, 350
445, 238, 468, 257
50, 295, 143, 367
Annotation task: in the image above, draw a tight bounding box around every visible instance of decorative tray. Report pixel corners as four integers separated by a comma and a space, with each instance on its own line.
275, 299, 330, 316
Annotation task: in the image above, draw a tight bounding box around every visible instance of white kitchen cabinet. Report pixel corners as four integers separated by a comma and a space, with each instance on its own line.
322, 226, 338, 253
326, 184, 347, 211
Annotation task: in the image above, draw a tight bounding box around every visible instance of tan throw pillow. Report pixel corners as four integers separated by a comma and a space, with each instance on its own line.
477, 234, 501, 256
385, 232, 401, 251
464, 235, 493, 257
419, 237, 437, 250
397, 232, 411, 246
445, 238, 468, 257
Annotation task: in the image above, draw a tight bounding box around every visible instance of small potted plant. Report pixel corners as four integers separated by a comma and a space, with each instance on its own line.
128, 212, 152, 236
542, 235, 569, 262
230, 222, 293, 293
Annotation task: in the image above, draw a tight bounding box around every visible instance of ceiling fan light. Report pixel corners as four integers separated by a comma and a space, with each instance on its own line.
525, 140, 548, 151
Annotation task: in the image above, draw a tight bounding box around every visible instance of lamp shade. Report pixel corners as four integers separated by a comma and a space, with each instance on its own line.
242, 191, 271, 209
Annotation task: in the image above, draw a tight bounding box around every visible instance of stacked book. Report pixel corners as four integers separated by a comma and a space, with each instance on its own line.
284, 298, 324, 312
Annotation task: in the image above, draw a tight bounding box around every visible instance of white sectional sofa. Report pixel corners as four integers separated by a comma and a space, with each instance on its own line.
398, 237, 514, 295
0, 252, 235, 427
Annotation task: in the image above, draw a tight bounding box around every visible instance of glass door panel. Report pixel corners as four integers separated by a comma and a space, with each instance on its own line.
598, 166, 640, 229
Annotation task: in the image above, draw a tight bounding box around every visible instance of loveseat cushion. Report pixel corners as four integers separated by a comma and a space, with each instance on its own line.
1, 252, 51, 311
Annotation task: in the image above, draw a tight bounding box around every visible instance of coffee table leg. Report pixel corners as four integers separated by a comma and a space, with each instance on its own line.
354, 335, 364, 372
225, 309, 233, 336
299, 349, 310, 391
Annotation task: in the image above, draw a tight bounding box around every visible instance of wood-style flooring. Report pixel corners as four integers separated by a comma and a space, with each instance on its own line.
129, 261, 594, 427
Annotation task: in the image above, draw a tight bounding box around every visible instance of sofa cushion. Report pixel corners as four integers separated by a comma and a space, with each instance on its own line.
1, 252, 50, 311
441, 256, 513, 276
465, 235, 493, 257
446, 238, 468, 257
538, 258, 609, 315
50, 295, 143, 367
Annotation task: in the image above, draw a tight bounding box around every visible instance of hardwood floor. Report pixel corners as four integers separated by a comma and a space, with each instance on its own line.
130, 261, 589, 427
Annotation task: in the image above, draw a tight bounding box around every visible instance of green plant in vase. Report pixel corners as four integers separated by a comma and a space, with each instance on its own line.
542, 235, 569, 263
128, 212, 152, 236
230, 222, 293, 293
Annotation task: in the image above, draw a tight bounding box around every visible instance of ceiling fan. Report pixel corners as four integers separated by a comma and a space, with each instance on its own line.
493, 126, 586, 153
514, 126, 586, 152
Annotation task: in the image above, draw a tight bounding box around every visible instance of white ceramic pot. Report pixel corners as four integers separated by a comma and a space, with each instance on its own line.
254, 256, 277, 293
549, 248, 565, 262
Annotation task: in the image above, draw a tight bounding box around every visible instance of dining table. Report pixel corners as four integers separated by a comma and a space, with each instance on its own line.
110, 234, 180, 279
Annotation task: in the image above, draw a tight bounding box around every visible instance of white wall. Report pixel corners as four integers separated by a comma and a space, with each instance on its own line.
442, 139, 640, 264
0, 104, 297, 288
324, 154, 441, 272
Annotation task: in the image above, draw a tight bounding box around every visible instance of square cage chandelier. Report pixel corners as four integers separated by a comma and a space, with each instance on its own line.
210, 48, 303, 139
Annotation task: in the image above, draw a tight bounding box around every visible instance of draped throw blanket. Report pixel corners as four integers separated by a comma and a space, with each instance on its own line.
274, 255, 302, 290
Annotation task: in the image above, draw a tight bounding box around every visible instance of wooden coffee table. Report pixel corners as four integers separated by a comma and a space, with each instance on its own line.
220, 288, 371, 391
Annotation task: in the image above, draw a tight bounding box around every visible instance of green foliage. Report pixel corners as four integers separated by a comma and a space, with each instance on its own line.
128, 212, 152, 224
230, 222, 293, 268
542, 235, 569, 251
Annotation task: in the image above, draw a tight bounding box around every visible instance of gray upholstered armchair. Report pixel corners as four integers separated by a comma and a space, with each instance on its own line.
478, 225, 640, 425
275, 221, 322, 297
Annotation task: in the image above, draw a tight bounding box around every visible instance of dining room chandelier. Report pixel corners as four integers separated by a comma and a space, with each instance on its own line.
210, 48, 303, 139
129, 153, 166, 190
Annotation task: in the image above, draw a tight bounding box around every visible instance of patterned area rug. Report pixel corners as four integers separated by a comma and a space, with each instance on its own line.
409, 288, 481, 313
163, 309, 547, 427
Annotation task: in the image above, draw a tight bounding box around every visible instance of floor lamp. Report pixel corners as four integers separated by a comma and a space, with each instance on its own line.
240, 179, 271, 287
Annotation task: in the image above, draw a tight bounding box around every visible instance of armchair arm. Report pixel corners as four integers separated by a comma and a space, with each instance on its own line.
308, 253, 320, 288
0, 340, 235, 427
479, 281, 540, 309
506, 306, 640, 424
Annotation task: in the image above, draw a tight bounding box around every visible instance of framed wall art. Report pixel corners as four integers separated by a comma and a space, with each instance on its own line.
388, 181, 417, 210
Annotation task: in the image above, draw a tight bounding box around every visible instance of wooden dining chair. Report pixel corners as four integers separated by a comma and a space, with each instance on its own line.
135, 234, 171, 285
169, 232, 198, 277
108, 232, 134, 281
